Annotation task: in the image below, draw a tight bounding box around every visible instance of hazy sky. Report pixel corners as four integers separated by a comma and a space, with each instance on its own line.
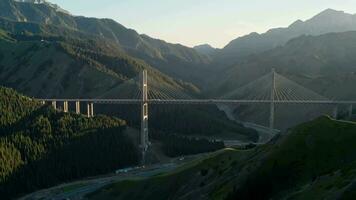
50, 0, 356, 48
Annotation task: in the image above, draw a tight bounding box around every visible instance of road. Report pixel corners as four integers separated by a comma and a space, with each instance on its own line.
217, 104, 280, 144
19, 154, 205, 200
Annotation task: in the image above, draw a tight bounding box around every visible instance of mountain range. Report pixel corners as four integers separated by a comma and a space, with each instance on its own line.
2, 1, 356, 199
1, 0, 356, 128
2, 0, 356, 95
214, 9, 356, 66
0, 0, 212, 87
213, 31, 356, 99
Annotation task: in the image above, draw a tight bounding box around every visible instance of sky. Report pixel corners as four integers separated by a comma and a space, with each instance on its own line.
49, 0, 356, 48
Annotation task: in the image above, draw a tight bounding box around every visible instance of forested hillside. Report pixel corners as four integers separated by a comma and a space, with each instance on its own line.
0, 87, 246, 199
0, 87, 137, 199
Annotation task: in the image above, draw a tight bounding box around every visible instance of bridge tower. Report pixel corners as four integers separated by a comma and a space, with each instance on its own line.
269, 68, 276, 130
140, 70, 149, 165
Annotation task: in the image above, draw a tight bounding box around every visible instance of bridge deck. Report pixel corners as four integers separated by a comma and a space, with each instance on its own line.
38, 99, 356, 105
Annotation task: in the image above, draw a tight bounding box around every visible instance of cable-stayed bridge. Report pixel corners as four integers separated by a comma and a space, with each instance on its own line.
38, 69, 355, 164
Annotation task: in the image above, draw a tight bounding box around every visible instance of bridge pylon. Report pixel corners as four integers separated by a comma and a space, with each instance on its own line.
269, 68, 276, 130
140, 70, 149, 165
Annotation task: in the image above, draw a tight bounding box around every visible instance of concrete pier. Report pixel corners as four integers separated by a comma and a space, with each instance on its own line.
87, 103, 94, 117
76, 101, 80, 114
63, 101, 69, 113
52, 101, 57, 110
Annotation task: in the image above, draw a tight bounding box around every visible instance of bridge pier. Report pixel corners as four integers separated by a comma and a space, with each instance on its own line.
349, 104, 353, 118
141, 70, 149, 165
63, 101, 69, 113
333, 105, 338, 119
52, 101, 57, 110
76, 101, 80, 114
87, 103, 94, 118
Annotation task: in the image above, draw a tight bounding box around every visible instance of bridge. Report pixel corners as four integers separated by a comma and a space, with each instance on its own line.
38, 69, 355, 164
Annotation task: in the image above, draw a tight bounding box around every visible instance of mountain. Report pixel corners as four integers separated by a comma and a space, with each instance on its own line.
0, 26, 199, 98
0, 0, 211, 86
12, 0, 71, 14
210, 31, 356, 130
214, 31, 356, 100
215, 9, 356, 66
194, 44, 217, 56
87, 116, 356, 200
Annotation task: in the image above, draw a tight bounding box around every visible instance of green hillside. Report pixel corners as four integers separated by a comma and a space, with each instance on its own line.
0, 87, 137, 199
88, 116, 356, 200
0, 87, 39, 126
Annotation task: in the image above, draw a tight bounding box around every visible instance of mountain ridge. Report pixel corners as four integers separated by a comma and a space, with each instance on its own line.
216, 8, 356, 66
194, 44, 217, 56
0, 26, 200, 99
0, 0, 212, 86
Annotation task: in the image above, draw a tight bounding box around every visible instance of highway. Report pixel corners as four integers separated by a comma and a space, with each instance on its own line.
19, 154, 205, 200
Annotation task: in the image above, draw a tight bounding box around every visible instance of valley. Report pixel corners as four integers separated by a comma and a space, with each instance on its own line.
1, 0, 356, 199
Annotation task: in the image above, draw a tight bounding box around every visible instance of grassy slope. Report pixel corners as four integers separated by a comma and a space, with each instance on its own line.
88, 116, 356, 200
